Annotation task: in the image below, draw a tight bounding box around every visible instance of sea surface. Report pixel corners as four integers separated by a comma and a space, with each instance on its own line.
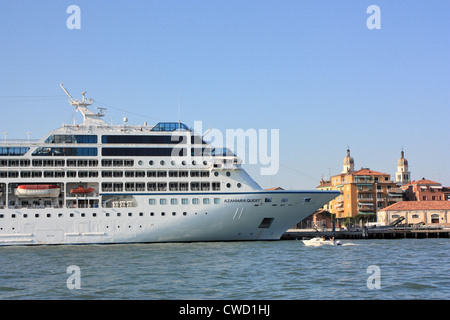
0, 238, 448, 300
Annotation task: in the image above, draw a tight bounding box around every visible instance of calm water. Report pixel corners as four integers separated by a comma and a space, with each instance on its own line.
0, 239, 448, 300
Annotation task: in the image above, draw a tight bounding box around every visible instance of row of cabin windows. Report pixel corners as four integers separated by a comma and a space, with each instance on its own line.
1, 159, 133, 167
44, 134, 207, 145
101, 182, 222, 192
0, 181, 227, 191
105, 170, 210, 178
0, 170, 214, 179
0, 159, 127, 167
102, 147, 226, 157
2, 147, 225, 159
0, 210, 210, 220
1, 158, 225, 168
149, 198, 221, 205
0, 158, 216, 170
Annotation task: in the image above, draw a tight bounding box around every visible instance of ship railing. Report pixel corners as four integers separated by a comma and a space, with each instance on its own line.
7, 204, 64, 209
0, 139, 40, 145
66, 193, 100, 198
62, 124, 155, 132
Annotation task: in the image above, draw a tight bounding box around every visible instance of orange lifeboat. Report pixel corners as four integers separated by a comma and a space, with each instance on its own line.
70, 186, 94, 194
15, 185, 61, 198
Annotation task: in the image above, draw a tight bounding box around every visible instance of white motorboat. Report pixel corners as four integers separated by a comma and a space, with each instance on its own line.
302, 237, 341, 246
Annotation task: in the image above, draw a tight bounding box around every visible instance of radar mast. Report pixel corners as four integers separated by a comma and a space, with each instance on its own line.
60, 83, 106, 126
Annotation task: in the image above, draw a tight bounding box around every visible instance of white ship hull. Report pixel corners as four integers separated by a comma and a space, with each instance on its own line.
0, 85, 340, 246
0, 190, 338, 245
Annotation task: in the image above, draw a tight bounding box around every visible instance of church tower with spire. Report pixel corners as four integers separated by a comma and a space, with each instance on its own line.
342, 148, 355, 173
396, 150, 411, 185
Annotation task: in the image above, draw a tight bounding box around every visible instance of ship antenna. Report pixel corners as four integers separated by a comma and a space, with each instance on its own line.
60, 83, 75, 104
59, 83, 93, 108
59, 83, 105, 125
178, 94, 181, 129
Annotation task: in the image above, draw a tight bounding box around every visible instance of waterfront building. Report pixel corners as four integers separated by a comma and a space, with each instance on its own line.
377, 201, 450, 227
316, 179, 333, 212
317, 149, 403, 221
295, 209, 333, 230
401, 178, 445, 201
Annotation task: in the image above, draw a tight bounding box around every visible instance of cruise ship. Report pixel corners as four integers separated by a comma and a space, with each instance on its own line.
0, 85, 339, 245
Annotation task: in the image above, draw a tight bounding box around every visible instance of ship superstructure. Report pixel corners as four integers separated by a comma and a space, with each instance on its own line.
0, 85, 339, 245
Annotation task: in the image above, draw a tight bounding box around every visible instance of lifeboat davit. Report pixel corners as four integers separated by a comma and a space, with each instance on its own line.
70, 186, 94, 194
15, 185, 61, 198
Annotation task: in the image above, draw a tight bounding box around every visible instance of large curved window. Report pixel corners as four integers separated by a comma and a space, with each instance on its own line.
0, 147, 30, 156
102, 135, 185, 144
32, 147, 98, 156
151, 122, 190, 132
102, 147, 186, 157
45, 135, 97, 144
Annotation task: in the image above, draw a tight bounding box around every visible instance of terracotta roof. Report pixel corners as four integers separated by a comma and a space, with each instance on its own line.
316, 182, 332, 188
404, 178, 441, 186
350, 168, 389, 176
379, 201, 450, 212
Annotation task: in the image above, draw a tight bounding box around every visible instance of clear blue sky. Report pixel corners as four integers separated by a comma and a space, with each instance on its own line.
1, 0, 449, 189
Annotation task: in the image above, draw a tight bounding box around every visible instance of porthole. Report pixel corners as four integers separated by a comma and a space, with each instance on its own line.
214, 172, 219, 177
226, 183, 231, 188
138, 160, 143, 166
226, 172, 231, 177
203, 160, 208, 165
192, 160, 196, 165
171, 160, 176, 166
237, 183, 242, 188
160, 160, 165, 166
149, 160, 154, 166
182, 160, 186, 166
